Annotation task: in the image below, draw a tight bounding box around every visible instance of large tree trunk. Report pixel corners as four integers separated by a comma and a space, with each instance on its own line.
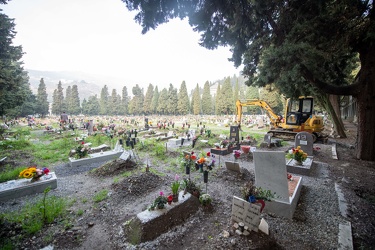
328, 94, 346, 138
315, 92, 346, 139
356, 45, 375, 161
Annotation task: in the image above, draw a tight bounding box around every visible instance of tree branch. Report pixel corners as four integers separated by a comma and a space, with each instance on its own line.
300, 64, 360, 96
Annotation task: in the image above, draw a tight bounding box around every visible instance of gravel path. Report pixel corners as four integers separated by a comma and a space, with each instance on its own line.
0, 142, 363, 249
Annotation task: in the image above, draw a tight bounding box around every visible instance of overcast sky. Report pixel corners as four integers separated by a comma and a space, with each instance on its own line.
2, 0, 242, 91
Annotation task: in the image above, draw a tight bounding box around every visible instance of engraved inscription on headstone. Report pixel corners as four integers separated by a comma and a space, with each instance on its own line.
120, 151, 130, 161
231, 196, 261, 232
225, 161, 241, 173
229, 126, 240, 143
294, 132, 314, 156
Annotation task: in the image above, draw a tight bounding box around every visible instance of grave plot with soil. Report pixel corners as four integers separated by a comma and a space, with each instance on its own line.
0, 141, 374, 250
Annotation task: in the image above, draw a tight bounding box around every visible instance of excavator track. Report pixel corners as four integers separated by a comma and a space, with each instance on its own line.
267, 129, 319, 142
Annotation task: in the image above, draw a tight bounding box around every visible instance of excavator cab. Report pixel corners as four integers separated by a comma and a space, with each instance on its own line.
285, 97, 314, 126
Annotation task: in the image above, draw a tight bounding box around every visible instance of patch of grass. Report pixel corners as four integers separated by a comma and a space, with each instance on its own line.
30, 133, 80, 164
93, 190, 109, 203
148, 167, 166, 177
152, 142, 167, 160
121, 170, 135, 178
0, 165, 25, 183
43, 232, 54, 245
0, 138, 32, 150
81, 198, 88, 204
76, 209, 84, 216
0, 239, 14, 250
113, 176, 121, 183
2, 188, 67, 235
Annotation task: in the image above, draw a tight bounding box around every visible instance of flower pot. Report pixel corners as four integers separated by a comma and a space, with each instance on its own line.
295, 160, 304, 166
203, 171, 208, 183
167, 200, 172, 205
241, 145, 251, 154
172, 194, 179, 202
192, 190, 200, 198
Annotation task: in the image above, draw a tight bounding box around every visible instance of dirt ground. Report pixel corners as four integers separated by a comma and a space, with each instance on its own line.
1, 123, 374, 250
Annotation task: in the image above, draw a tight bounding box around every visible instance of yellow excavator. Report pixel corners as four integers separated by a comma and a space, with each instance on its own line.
235, 96, 325, 141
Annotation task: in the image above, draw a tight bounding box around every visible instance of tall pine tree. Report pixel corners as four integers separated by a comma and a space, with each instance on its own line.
192, 84, 201, 115
201, 81, 213, 115
177, 81, 190, 115
143, 84, 154, 115
36, 78, 49, 117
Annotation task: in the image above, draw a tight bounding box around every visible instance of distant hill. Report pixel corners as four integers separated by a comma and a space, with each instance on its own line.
27, 69, 111, 102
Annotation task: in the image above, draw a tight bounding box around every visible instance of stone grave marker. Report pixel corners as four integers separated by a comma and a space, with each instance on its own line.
294, 131, 314, 156
254, 151, 289, 202
231, 196, 261, 232
88, 120, 94, 135
120, 151, 130, 161
261, 133, 272, 148
229, 126, 240, 143
188, 129, 196, 138
167, 131, 174, 137
253, 151, 303, 218
225, 161, 241, 173
257, 117, 264, 128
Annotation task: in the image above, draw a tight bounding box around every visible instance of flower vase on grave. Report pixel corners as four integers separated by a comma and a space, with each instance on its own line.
296, 160, 304, 166
186, 166, 190, 175
203, 171, 208, 183
199, 164, 203, 173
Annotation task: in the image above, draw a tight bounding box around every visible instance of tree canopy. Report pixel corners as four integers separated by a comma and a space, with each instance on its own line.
123, 0, 375, 160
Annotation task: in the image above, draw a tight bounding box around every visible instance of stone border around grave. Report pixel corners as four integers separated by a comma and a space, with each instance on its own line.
69, 150, 123, 167
286, 156, 314, 176
0, 172, 57, 202
264, 176, 303, 219
126, 191, 200, 244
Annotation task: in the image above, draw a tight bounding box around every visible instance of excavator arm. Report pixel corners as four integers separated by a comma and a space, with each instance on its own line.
235, 100, 282, 128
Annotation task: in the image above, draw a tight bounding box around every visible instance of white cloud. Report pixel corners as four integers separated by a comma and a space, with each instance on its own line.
2, 0, 242, 91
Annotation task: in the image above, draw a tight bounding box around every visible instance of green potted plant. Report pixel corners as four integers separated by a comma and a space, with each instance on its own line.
171, 174, 181, 202
149, 191, 168, 210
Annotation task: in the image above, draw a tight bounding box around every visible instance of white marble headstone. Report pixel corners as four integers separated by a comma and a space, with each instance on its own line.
253, 151, 289, 202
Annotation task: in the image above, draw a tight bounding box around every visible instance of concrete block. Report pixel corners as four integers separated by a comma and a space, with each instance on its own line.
0, 172, 57, 202
286, 156, 314, 175
69, 150, 123, 167
126, 191, 199, 244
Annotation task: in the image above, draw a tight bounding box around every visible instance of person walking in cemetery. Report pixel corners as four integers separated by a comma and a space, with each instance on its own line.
60, 112, 68, 125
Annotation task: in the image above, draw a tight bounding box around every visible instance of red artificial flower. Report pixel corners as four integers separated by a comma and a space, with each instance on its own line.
167, 195, 173, 201
81, 141, 85, 145
206, 152, 211, 157
42, 167, 50, 175
191, 155, 197, 160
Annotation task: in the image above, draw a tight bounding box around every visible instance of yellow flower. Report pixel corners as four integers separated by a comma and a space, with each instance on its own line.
19, 167, 37, 179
